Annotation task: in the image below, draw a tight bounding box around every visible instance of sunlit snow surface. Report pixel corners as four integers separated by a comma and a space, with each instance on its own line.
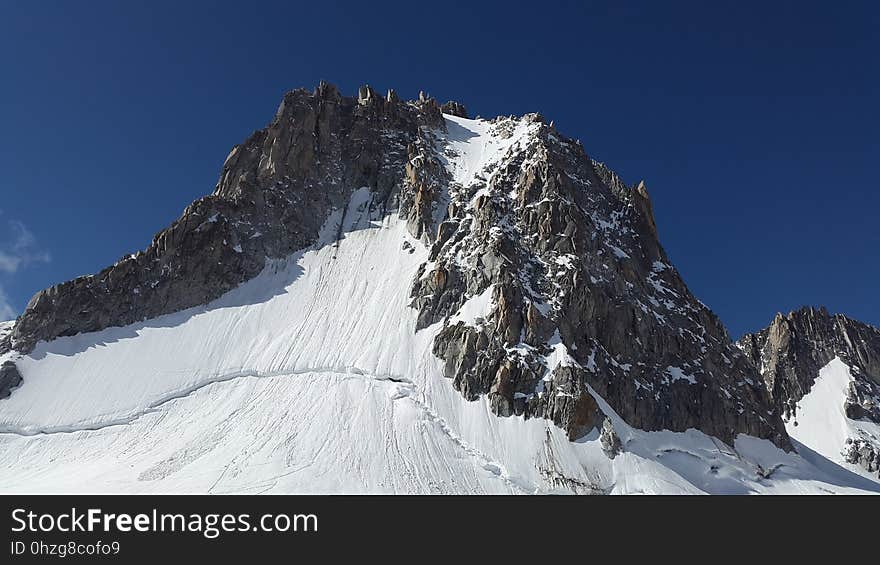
785, 357, 880, 486
0, 117, 877, 494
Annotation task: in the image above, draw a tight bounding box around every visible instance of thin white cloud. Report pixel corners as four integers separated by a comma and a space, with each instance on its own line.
0, 217, 50, 320
0, 285, 15, 321
0, 220, 50, 273
0, 252, 19, 273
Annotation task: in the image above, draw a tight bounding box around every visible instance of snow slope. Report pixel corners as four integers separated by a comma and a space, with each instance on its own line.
0, 116, 877, 494
442, 114, 535, 188
785, 357, 880, 483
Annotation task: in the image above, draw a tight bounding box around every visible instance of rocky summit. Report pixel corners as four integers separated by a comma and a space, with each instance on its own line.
2, 81, 879, 494
0, 81, 789, 451
4, 82, 445, 354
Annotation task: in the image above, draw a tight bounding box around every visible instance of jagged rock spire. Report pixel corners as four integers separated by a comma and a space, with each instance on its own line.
358, 84, 376, 105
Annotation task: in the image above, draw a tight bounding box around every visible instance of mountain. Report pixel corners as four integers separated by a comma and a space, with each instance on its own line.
0, 83, 876, 494
738, 307, 880, 477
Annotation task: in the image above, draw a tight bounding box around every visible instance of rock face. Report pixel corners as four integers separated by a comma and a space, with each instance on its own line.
737, 307, 880, 421
2, 81, 791, 450
844, 438, 879, 474
4, 82, 444, 354
407, 113, 788, 448
599, 418, 622, 459
440, 101, 468, 118
0, 361, 22, 399
738, 307, 880, 475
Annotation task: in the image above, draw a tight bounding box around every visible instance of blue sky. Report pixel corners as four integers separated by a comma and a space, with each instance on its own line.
0, 1, 877, 337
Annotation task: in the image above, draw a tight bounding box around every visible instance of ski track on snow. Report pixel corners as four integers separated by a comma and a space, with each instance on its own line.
0, 365, 529, 493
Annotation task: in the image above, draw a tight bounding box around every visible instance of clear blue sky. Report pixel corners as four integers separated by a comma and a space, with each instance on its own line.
0, 1, 877, 337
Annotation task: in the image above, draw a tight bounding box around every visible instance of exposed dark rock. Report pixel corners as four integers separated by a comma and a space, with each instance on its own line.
600, 418, 622, 459
0, 361, 22, 399
4, 83, 444, 354
0, 322, 11, 355
440, 100, 468, 118
737, 307, 880, 421
411, 113, 788, 449
738, 307, 880, 475
844, 438, 880, 477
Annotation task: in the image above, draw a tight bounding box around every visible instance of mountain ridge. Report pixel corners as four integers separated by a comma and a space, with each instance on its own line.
4, 82, 875, 461
738, 305, 880, 475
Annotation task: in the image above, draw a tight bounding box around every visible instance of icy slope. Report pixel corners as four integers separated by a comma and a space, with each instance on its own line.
785, 357, 880, 482
442, 114, 535, 188
0, 206, 873, 494
0, 116, 877, 494
0, 187, 427, 432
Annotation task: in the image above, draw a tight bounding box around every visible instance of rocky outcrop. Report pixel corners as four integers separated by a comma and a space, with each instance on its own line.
410, 113, 788, 449
600, 418, 622, 459
737, 306, 880, 420
0, 361, 22, 399
0, 322, 11, 354
4, 83, 445, 354
844, 438, 879, 476
440, 101, 468, 118
738, 307, 880, 475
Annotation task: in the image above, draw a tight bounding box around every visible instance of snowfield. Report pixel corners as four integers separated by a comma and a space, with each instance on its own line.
0, 116, 877, 494
785, 357, 880, 484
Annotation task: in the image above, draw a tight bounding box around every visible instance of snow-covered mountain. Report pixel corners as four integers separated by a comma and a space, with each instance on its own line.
738, 307, 880, 479
0, 83, 877, 494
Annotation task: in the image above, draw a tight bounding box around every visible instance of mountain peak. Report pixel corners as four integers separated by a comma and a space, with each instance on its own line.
3, 83, 792, 452
4, 82, 880, 492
